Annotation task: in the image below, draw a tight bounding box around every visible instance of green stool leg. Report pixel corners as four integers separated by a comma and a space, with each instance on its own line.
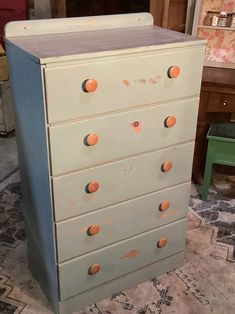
201, 155, 213, 201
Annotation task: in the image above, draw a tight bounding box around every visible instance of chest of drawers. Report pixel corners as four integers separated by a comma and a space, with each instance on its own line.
5, 13, 205, 314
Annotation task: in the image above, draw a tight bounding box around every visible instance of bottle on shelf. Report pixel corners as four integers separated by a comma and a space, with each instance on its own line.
230, 12, 235, 27
217, 11, 228, 27
211, 12, 219, 26
204, 11, 213, 26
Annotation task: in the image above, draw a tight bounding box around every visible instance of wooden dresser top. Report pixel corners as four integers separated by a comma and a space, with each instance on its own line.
5, 13, 205, 64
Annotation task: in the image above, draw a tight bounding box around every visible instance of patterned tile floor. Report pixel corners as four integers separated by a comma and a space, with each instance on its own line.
190, 174, 235, 261
0, 169, 235, 314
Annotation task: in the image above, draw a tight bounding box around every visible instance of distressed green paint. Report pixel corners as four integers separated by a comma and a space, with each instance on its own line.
5, 12, 205, 314
49, 98, 198, 176
59, 219, 186, 300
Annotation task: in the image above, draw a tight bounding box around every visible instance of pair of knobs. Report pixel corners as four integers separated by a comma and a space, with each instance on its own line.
88, 237, 168, 275
83, 66, 180, 93
84, 116, 176, 147
86, 200, 170, 237
85, 160, 172, 194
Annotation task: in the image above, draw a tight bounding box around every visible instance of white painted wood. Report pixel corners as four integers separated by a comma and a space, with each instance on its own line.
185, 0, 196, 34
49, 98, 199, 175
4, 13, 153, 38
58, 252, 184, 313
58, 219, 186, 299
192, 0, 203, 36
52, 142, 194, 221
56, 183, 190, 262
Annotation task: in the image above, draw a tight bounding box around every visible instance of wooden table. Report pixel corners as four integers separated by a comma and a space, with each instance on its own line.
192, 66, 235, 184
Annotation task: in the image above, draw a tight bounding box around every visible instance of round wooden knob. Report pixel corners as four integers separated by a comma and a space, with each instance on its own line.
87, 224, 100, 236
159, 200, 170, 211
84, 133, 99, 146
157, 238, 168, 248
165, 116, 176, 128
82, 79, 98, 93
161, 161, 173, 172
86, 181, 99, 193
88, 264, 101, 275
168, 65, 180, 78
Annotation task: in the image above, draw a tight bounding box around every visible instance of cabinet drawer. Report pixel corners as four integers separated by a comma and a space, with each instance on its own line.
56, 182, 190, 262
49, 98, 198, 176
52, 142, 194, 221
207, 93, 235, 113
58, 219, 186, 300
45, 47, 204, 123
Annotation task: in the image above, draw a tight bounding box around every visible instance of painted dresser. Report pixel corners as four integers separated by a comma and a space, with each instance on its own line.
5, 13, 205, 314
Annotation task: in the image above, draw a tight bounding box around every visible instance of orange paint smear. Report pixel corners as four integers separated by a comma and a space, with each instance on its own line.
121, 249, 140, 259
85, 20, 97, 25
160, 209, 177, 219
131, 121, 141, 133
133, 125, 141, 132
123, 80, 130, 87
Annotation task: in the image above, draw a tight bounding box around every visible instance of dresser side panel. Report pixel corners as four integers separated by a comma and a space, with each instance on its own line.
5, 44, 59, 311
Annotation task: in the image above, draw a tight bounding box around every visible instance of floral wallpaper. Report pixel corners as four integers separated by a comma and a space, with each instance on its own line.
198, 0, 235, 65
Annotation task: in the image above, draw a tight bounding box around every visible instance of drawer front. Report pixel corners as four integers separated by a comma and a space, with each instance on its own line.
58, 219, 186, 299
45, 47, 204, 123
207, 93, 235, 113
49, 98, 198, 176
56, 182, 190, 262
53, 142, 194, 221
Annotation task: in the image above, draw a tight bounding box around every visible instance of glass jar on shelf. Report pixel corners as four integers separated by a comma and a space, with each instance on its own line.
211, 12, 219, 26
204, 11, 213, 26
217, 11, 228, 27
230, 12, 235, 27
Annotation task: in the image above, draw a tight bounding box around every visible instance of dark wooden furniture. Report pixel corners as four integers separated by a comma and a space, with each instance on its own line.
192, 66, 235, 184
150, 0, 188, 32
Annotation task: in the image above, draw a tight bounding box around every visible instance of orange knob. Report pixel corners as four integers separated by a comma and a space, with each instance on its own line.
84, 133, 99, 146
157, 238, 168, 248
168, 65, 180, 79
83, 79, 98, 93
165, 116, 176, 128
88, 264, 101, 275
159, 200, 170, 211
86, 181, 99, 193
161, 161, 173, 172
87, 224, 100, 236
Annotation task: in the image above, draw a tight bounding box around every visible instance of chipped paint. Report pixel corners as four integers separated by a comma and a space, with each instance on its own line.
84, 20, 97, 25
80, 227, 87, 233
131, 121, 141, 132
149, 78, 157, 84
123, 80, 130, 87
68, 200, 77, 206
160, 209, 178, 219
121, 249, 140, 259
124, 75, 162, 86
103, 219, 113, 225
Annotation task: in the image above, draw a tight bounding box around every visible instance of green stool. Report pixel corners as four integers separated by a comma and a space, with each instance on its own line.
200, 123, 235, 201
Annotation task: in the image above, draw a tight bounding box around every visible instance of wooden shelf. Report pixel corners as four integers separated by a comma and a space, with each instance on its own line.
198, 25, 235, 30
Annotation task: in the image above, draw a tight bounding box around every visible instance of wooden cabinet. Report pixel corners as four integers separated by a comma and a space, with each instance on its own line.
5, 13, 205, 314
150, 0, 189, 32
192, 66, 235, 183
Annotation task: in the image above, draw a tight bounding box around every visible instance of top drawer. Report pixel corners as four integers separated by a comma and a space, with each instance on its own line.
44, 47, 204, 123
